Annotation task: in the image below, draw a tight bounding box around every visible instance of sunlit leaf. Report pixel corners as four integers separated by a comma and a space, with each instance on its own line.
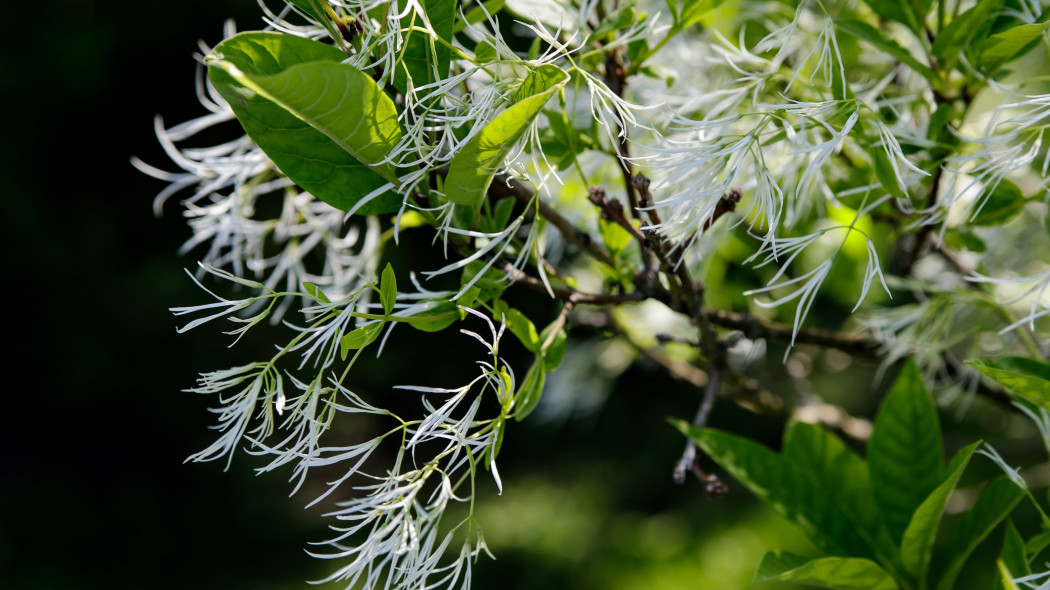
207, 32, 402, 214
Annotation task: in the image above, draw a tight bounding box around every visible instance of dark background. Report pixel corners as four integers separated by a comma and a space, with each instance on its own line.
1, 1, 1038, 589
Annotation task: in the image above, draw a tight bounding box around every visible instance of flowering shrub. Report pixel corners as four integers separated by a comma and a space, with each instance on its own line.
139, 0, 1050, 588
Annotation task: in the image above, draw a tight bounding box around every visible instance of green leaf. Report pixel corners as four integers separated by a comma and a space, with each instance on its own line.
997, 559, 1020, 590
933, 0, 1005, 67
754, 551, 898, 590
539, 321, 568, 370
978, 21, 1050, 72
514, 357, 546, 420
593, 2, 637, 39
783, 422, 902, 570
971, 178, 1026, 226
495, 303, 540, 352
935, 476, 1026, 590
967, 357, 1050, 412
675, 0, 719, 31
836, 19, 938, 83
1000, 520, 1031, 579
393, 0, 454, 95
455, 0, 506, 33
444, 65, 568, 209
859, 0, 923, 36
207, 32, 402, 214
1026, 528, 1050, 557
302, 281, 331, 303
900, 441, 980, 580
869, 360, 945, 544
681, 425, 871, 557
599, 217, 634, 260
872, 146, 909, 201
406, 300, 462, 332
340, 322, 384, 359
380, 263, 396, 315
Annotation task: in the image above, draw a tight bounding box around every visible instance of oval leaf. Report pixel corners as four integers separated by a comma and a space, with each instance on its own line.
207, 32, 402, 214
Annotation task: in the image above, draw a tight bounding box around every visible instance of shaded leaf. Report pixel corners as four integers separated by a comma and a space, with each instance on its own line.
836, 19, 937, 82
869, 360, 944, 543
1000, 520, 1031, 579
393, 0, 455, 95
935, 476, 1026, 590
900, 441, 980, 580
513, 357, 546, 420
971, 178, 1026, 226
932, 0, 1005, 67
783, 422, 902, 572
754, 551, 898, 590
680, 425, 871, 557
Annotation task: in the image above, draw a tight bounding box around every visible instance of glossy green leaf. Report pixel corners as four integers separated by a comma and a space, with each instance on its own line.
900, 441, 980, 580
932, 0, 1004, 66
978, 21, 1050, 72
836, 19, 937, 83
968, 357, 1050, 412
340, 322, 384, 359
514, 357, 546, 420
783, 422, 902, 570
869, 360, 944, 543
971, 178, 1026, 226
207, 32, 402, 214
935, 476, 1025, 590
380, 263, 396, 315
754, 551, 898, 590
444, 65, 568, 209
406, 300, 462, 332
681, 425, 871, 557
496, 303, 540, 352
393, 0, 454, 95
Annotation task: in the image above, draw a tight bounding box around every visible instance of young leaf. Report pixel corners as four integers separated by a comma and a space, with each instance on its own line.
339, 322, 384, 359
859, 0, 923, 36
444, 65, 569, 209
680, 425, 872, 557
977, 21, 1050, 73
380, 263, 396, 316
783, 422, 902, 571
900, 441, 980, 581
869, 360, 945, 544
206, 32, 402, 214
539, 321, 567, 371
754, 551, 898, 590
935, 476, 1026, 590
967, 357, 1050, 412
302, 281, 331, 303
